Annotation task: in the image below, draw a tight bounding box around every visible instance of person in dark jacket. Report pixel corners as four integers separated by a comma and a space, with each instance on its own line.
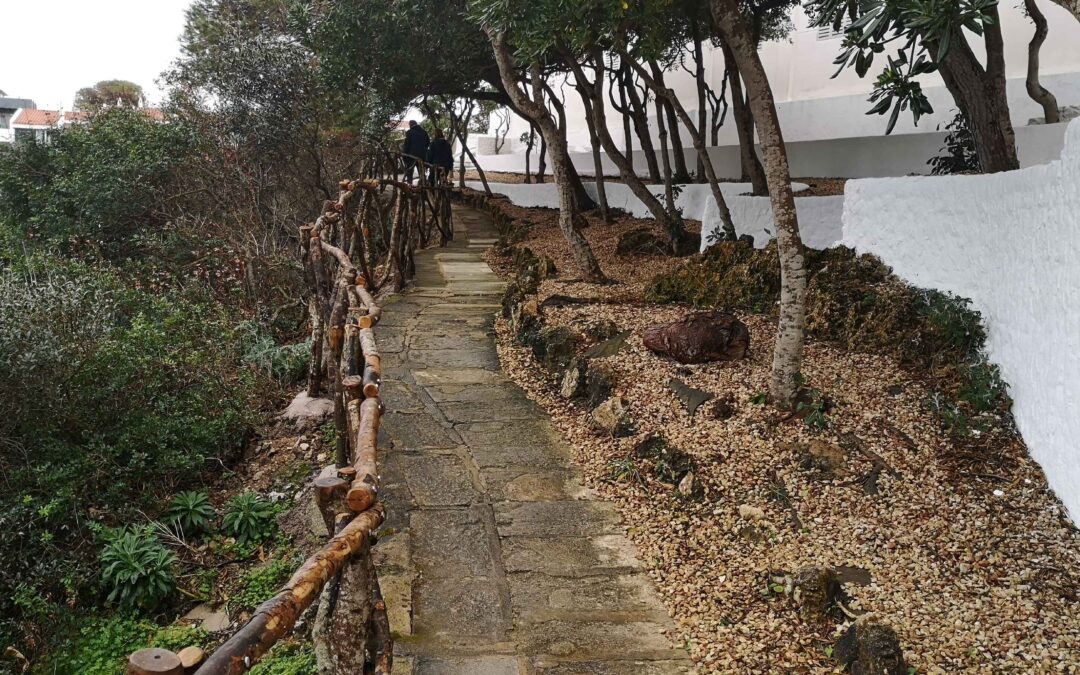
402, 120, 429, 182
426, 128, 454, 184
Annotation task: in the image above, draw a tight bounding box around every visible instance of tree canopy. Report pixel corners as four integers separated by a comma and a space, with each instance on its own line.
73, 79, 144, 110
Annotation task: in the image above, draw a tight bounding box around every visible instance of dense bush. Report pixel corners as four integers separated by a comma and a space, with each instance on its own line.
0, 258, 257, 654
646, 242, 1008, 421
100, 528, 177, 609
0, 108, 188, 252
222, 492, 277, 545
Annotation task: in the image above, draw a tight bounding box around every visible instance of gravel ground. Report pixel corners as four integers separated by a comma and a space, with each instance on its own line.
486, 201, 1080, 673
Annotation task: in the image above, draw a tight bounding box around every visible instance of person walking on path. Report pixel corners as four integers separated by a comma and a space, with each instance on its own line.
426, 128, 454, 184
402, 120, 429, 183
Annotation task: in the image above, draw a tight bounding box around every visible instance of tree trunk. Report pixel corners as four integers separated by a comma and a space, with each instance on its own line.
524, 125, 535, 183
693, 31, 709, 183
611, 68, 636, 173
1049, 0, 1080, 22
566, 51, 687, 250
712, 0, 807, 408
930, 15, 1019, 173
579, 89, 612, 223
722, 42, 768, 195
622, 65, 662, 182
1025, 0, 1060, 123
653, 86, 678, 220
537, 134, 548, 183
649, 61, 691, 181
488, 34, 606, 282
543, 82, 597, 210
621, 49, 737, 241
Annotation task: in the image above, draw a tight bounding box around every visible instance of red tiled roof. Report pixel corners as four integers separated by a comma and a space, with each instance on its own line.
13, 109, 60, 126
142, 108, 164, 121
64, 111, 89, 122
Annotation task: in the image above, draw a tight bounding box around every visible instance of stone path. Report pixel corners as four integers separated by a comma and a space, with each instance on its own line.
372, 205, 694, 674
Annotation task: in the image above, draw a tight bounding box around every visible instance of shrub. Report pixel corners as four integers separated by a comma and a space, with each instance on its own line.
222, 492, 276, 545
100, 529, 177, 609
646, 243, 1009, 430
166, 491, 216, 537
0, 259, 257, 653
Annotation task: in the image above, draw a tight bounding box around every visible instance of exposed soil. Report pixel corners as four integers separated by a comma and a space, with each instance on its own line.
484, 194, 1080, 672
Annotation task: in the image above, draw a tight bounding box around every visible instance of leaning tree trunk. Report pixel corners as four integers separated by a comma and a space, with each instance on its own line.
653, 86, 679, 223
1025, 0, 1060, 124
712, 0, 807, 408
692, 31, 710, 183
650, 61, 691, 181
580, 90, 612, 223
620, 48, 737, 241
930, 16, 1019, 173
1049, 0, 1080, 22
722, 42, 768, 195
623, 65, 663, 182
488, 34, 606, 282
566, 50, 688, 250
544, 81, 597, 210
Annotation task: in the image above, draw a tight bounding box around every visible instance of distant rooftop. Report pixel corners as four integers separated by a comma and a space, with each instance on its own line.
0, 97, 36, 110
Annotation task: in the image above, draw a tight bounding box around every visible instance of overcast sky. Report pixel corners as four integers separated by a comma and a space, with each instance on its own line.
1, 0, 192, 109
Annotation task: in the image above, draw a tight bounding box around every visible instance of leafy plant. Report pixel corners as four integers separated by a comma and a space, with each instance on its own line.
749, 391, 768, 406
796, 388, 832, 431
222, 492, 276, 545
236, 556, 296, 609
928, 110, 981, 175
248, 641, 317, 675
607, 457, 643, 484
166, 491, 215, 536
100, 529, 177, 609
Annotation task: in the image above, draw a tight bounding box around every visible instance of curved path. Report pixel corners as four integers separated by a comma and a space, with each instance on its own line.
372, 205, 693, 675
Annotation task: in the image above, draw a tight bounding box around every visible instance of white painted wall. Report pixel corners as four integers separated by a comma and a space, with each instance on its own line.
476, 121, 1071, 179
842, 118, 1080, 521
476, 0, 1080, 178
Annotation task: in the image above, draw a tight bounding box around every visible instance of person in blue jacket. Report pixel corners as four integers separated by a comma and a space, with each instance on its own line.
426, 128, 454, 184
402, 120, 429, 182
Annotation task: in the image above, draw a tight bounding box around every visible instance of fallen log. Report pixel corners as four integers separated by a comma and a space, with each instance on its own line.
193, 505, 385, 675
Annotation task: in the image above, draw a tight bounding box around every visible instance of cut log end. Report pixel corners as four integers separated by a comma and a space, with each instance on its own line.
127, 648, 184, 675
346, 485, 377, 513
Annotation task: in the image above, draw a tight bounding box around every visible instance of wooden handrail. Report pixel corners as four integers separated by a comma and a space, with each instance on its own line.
128, 151, 452, 675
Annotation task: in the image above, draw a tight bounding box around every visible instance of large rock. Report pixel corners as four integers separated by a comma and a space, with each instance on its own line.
531, 326, 580, 371
616, 227, 671, 256
560, 358, 586, 399
584, 361, 616, 408
834, 616, 907, 675
793, 566, 842, 623
642, 311, 749, 364
589, 397, 633, 437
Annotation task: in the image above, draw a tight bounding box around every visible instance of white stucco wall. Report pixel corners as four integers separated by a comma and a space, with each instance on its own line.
842, 118, 1080, 521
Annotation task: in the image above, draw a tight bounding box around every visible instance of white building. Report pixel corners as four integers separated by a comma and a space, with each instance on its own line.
476, 2, 1080, 177
0, 94, 36, 144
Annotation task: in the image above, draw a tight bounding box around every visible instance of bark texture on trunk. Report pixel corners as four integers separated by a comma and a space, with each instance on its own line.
579, 88, 612, 223
542, 82, 597, 210
489, 35, 606, 282
721, 42, 768, 195
650, 61, 691, 181
931, 13, 1019, 173
1049, 0, 1080, 22
1025, 0, 1060, 124
693, 32, 709, 183
622, 65, 662, 182
712, 0, 807, 408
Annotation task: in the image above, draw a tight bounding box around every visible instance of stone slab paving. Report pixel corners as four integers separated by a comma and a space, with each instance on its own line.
373, 205, 694, 675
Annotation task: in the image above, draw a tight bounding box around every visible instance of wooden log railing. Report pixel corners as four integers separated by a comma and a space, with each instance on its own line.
127, 153, 453, 675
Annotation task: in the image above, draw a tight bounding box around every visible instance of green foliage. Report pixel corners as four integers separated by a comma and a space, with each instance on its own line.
239, 320, 311, 384
607, 457, 643, 484
167, 491, 216, 536
45, 615, 209, 675
928, 110, 981, 175
811, 0, 999, 134
647, 243, 1009, 436
100, 528, 177, 609
248, 641, 317, 675
0, 108, 188, 253
74, 80, 145, 110
0, 258, 257, 653
236, 556, 296, 609
222, 492, 276, 545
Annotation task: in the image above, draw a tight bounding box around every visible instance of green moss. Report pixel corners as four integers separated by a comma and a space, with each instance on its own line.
236, 555, 298, 610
